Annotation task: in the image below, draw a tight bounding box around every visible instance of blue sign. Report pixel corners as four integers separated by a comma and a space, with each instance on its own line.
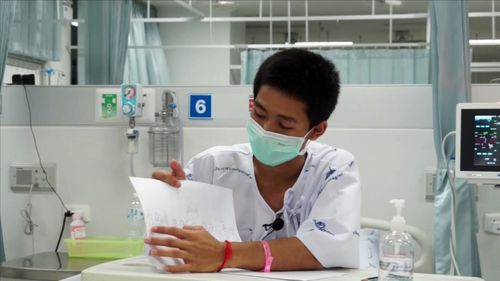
189, 94, 212, 119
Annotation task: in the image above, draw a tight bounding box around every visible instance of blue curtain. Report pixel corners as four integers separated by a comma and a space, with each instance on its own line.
123, 1, 169, 85
79, 0, 132, 84
240, 48, 429, 84
240, 50, 276, 85
430, 0, 481, 277
9, 0, 62, 61
0, 0, 17, 263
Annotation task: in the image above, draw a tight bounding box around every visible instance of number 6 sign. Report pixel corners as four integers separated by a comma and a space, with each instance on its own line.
189, 94, 212, 119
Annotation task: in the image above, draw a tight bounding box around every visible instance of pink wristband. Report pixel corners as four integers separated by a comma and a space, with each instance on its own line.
261, 240, 273, 272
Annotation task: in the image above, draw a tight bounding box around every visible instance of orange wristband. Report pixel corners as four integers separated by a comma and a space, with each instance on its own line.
217, 240, 232, 272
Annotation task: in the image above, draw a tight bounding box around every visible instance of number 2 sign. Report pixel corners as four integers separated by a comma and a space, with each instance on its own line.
189, 94, 212, 119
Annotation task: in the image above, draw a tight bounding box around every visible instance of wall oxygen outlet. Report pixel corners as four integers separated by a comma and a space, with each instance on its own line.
66, 204, 91, 223
95, 88, 155, 124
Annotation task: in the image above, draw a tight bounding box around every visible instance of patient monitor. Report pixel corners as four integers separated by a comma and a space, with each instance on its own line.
456, 102, 500, 184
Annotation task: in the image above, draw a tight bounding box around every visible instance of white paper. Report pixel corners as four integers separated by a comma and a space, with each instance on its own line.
59, 274, 82, 281
129, 177, 242, 268
224, 269, 345, 281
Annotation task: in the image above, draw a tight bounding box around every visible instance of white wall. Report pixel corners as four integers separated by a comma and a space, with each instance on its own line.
157, 7, 231, 86
0, 127, 144, 255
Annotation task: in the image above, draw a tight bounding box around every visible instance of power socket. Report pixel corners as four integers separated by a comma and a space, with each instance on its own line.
424, 169, 436, 201
484, 213, 500, 235
10, 163, 56, 192
66, 204, 91, 223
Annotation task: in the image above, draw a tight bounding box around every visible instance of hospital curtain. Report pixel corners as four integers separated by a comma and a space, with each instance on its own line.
0, 0, 17, 263
240, 50, 276, 85
123, 1, 169, 85
240, 48, 429, 85
430, 0, 481, 277
9, 0, 62, 61
79, 0, 132, 84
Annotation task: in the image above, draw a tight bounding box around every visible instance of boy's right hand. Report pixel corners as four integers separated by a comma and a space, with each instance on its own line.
152, 160, 186, 188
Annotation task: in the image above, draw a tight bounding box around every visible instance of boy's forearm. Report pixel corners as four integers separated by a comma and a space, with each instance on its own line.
226, 237, 323, 271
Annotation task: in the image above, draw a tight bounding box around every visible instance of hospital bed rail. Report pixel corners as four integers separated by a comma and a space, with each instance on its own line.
361, 217, 433, 273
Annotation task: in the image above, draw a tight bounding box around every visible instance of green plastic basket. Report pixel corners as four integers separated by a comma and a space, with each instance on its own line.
64, 236, 144, 259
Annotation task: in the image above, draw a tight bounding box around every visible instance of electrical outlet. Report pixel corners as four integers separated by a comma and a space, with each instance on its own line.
66, 204, 91, 222
484, 213, 500, 235
10, 163, 56, 192
424, 170, 436, 201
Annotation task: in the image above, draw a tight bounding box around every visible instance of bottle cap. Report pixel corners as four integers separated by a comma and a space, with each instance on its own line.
390, 199, 406, 231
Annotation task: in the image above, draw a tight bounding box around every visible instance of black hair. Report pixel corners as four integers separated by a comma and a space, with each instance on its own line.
253, 49, 340, 128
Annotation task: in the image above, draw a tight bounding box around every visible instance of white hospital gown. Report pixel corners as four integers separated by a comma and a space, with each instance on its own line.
183, 141, 361, 268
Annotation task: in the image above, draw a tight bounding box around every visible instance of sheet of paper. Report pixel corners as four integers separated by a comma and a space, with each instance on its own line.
129, 177, 242, 268
224, 269, 345, 281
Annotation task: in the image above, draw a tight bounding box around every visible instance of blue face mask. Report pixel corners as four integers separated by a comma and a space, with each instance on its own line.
246, 117, 312, 167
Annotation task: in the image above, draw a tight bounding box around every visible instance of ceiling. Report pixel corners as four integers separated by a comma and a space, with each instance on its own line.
143, 0, 499, 17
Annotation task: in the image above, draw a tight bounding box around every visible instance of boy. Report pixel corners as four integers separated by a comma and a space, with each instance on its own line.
145, 49, 361, 273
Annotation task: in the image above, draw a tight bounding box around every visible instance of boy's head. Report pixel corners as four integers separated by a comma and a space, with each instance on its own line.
253, 49, 340, 129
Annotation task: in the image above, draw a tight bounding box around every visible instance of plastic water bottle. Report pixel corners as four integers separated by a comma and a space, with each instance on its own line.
70, 213, 86, 240
127, 193, 145, 240
379, 199, 414, 281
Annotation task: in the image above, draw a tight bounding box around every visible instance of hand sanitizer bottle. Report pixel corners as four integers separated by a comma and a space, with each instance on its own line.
378, 199, 414, 281
70, 213, 86, 240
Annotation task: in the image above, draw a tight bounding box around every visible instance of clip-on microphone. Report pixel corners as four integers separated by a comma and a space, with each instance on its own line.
262, 217, 284, 231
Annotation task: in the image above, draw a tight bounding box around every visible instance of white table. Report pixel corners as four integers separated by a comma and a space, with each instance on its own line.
66, 256, 485, 281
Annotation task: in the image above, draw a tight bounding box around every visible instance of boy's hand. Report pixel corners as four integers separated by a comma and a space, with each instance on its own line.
152, 160, 186, 188
144, 225, 226, 273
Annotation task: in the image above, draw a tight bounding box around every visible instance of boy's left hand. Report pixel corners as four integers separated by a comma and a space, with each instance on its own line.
144, 225, 226, 273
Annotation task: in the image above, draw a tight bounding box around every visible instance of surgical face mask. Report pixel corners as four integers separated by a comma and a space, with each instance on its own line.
246, 117, 312, 167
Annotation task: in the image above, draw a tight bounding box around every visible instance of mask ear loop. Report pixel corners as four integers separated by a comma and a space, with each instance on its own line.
297, 127, 315, 155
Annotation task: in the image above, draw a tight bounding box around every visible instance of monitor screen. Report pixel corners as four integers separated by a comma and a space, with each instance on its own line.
456, 103, 500, 183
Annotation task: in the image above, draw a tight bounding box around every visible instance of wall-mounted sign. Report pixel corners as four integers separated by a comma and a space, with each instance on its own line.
189, 94, 212, 119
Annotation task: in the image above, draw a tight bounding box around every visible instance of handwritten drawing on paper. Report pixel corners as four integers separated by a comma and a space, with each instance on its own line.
128, 177, 241, 268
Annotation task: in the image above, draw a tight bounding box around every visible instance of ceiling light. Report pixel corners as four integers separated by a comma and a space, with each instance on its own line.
294, 41, 354, 47
216, 0, 235, 5
384, 0, 402, 6
469, 39, 500, 46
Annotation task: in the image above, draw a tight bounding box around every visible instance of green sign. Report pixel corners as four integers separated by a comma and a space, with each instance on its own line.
101, 93, 117, 118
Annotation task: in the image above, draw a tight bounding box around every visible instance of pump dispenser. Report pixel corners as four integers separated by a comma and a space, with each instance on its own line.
379, 199, 414, 281
390, 199, 406, 231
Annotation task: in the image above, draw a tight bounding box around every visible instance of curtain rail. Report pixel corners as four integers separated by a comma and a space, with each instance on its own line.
125, 43, 431, 49
19, 11, 500, 24
69, 43, 430, 50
